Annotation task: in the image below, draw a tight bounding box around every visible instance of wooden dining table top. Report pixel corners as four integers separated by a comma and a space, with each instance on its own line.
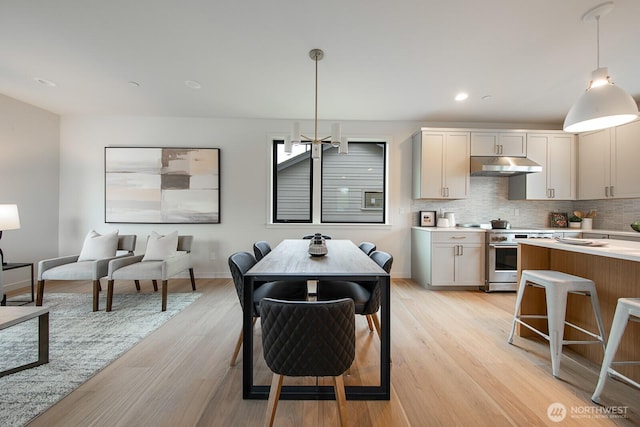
246, 239, 387, 277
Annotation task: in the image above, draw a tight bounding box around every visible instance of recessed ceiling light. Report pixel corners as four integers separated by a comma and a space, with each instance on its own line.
185, 80, 202, 89
128, 81, 141, 87
481, 95, 493, 101
35, 77, 57, 87
455, 92, 468, 101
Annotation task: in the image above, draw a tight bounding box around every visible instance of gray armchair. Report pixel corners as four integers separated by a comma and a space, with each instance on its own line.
106, 235, 196, 312
37, 234, 136, 311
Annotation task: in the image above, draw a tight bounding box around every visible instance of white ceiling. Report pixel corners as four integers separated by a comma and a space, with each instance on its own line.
1, 0, 639, 127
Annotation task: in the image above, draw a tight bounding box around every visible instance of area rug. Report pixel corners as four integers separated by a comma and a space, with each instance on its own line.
0, 292, 201, 427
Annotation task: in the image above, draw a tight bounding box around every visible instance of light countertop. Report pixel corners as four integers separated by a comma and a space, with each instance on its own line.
518, 238, 640, 263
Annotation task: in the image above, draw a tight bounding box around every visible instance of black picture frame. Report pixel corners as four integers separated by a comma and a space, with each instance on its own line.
420, 211, 437, 227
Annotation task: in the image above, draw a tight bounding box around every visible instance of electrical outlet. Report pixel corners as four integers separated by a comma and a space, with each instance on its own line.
514, 208, 520, 216
209, 252, 217, 261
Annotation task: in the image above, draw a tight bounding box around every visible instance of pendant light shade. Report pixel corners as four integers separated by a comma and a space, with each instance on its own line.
563, 2, 639, 133
563, 68, 639, 133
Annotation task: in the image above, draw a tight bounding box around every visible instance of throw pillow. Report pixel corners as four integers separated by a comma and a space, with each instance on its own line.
142, 231, 179, 261
78, 230, 119, 261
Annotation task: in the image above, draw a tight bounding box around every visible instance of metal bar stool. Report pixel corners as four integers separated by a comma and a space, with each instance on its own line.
592, 298, 640, 404
508, 270, 607, 377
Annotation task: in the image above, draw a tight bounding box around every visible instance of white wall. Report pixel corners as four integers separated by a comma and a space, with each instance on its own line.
0, 94, 60, 290
59, 116, 419, 278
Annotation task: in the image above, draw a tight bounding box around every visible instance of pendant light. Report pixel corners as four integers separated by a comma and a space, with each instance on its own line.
563, 2, 638, 133
285, 49, 347, 159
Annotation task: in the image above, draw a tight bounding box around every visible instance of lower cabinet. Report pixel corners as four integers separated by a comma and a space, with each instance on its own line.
411, 228, 485, 289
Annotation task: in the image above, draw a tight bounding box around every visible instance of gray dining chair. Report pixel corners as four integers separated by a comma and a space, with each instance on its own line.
253, 241, 271, 261
317, 250, 393, 340
358, 241, 377, 256
261, 298, 355, 427
227, 252, 308, 366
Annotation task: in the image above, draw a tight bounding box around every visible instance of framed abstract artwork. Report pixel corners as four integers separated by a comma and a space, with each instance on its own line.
105, 147, 220, 223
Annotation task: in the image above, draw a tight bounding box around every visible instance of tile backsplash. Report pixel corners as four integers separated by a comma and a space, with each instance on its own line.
412, 177, 640, 231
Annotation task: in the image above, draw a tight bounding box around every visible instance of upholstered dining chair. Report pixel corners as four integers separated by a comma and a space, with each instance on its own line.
228, 252, 308, 367
253, 241, 271, 262
358, 241, 377, 256
317, 250, 393, 340
106, 234, 196, 312
37, 232, 137, 311
260, 298, 355, 427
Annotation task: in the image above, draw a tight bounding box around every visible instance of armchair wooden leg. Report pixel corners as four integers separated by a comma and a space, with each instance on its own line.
134, 280, 141, 291
106, 280, 115, 312
161, 280, 168, 311
333, 375, 349, 427
36, 280, 45, 306
92, 280, 100, 312
189, 268, 196, 291
264, 373, 283, 427
152, 280, 158, 292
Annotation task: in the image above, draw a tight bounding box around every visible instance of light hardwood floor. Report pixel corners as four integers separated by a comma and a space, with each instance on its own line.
9, 277, 638, 426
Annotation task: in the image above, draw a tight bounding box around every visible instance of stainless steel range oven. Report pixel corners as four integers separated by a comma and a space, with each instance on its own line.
484, 229, 554, 292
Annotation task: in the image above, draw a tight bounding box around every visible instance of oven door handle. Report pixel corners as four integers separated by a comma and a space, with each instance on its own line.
488, 244, 518, 248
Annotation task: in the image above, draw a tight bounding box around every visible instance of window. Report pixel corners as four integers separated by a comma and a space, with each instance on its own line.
272, 141, 312, 222
272, 140, 387, 224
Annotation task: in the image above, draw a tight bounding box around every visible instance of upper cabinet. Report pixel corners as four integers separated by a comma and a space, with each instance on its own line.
412, 130, 470, 199
508, 133, 576, 200
578, 120, 640, 200
470, 132, 527, 157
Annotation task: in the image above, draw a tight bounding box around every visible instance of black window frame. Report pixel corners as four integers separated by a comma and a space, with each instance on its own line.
272, 139, 313, 223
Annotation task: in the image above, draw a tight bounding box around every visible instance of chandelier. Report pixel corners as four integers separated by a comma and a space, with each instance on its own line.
285, 49, 347, 159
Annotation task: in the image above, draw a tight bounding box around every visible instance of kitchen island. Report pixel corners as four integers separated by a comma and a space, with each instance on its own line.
517, 237, 640, 382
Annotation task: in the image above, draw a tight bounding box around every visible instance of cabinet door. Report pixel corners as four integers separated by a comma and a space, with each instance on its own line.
443, 132, 470, 199
547, 134, 575, 199
431, 243, 456, 285
612, 120, 640, 198
523, 134, 549, 199
499, 133, 527, 157
454, 244, 485, 286
413, 132, 445, 198
471, 133, 500, 155
578, 129, 611, 200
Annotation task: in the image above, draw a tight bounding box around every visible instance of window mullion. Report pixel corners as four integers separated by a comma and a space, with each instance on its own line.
312, 156, 322, 223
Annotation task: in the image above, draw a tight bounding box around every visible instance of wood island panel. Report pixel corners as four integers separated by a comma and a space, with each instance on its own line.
517, 241, 640, 381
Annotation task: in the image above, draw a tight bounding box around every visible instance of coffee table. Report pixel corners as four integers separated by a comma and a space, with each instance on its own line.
0, 306, 49, 377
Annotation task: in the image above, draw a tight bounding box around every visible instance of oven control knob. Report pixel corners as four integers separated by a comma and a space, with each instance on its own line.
492, 236, 507, 242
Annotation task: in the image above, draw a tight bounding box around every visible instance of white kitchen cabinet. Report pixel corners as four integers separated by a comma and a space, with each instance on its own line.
470, 132, 527, 157
578, 120, 640, 200
412, 129, 470, 199
508, 133, 576, 200
411, 228, 485, 288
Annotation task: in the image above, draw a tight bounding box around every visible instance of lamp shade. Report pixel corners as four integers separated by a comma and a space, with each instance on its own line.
564, 78, 639, 133
0, 204, 21, 230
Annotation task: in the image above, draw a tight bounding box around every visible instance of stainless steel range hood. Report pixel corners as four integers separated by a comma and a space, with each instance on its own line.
470, 156, 542, 177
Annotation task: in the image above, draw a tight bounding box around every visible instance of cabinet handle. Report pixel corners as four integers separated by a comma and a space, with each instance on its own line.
605, 187, 609, 197
551, 188, 555, 198
459, 245, 464, 256
610, 186, 614, 197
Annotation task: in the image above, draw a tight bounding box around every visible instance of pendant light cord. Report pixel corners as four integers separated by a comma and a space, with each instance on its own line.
314, 53, 319, 143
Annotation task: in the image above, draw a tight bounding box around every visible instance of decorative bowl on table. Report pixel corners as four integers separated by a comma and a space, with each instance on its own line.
631, 223, 640, 232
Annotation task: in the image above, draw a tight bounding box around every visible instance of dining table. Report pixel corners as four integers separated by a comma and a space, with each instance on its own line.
243, 239, 391, 400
